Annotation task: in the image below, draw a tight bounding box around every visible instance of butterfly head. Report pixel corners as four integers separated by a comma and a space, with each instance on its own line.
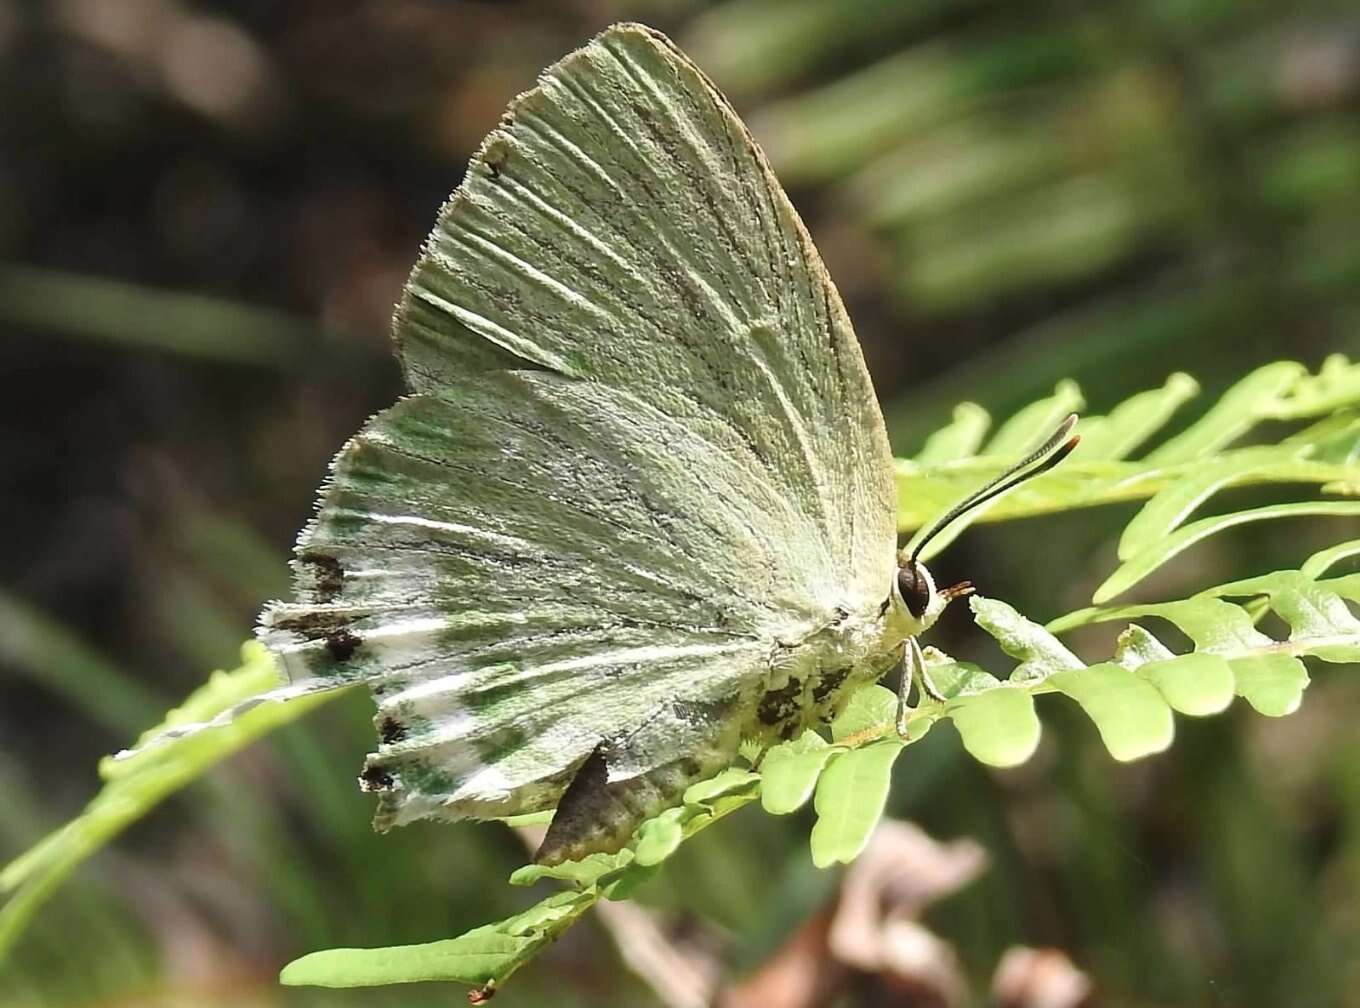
887, 549, 974, 638
890, 551, 944, 635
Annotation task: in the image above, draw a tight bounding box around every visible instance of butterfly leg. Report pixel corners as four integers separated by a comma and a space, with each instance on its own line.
914, 636, 947, 706
895, 638, 912, 739
895, 636, 926, 737
896, 636, 945, 740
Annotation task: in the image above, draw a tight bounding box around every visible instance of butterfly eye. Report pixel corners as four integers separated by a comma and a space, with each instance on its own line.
897, 562, 932, 619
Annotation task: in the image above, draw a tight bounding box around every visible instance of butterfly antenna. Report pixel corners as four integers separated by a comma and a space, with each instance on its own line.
910, 414, 1080, 563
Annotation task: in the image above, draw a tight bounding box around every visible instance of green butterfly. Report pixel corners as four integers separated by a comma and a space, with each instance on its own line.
258, 23, 1076, 866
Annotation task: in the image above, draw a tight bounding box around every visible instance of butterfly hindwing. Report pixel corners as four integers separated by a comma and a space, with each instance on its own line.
265, 375, 778, 836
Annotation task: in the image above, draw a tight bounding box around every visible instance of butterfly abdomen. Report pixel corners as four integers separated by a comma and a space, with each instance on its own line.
534, 745, 723, 866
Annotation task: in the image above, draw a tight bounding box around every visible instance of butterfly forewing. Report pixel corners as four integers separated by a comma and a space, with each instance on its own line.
261, 23, 896, 863
398, 24, 894, 594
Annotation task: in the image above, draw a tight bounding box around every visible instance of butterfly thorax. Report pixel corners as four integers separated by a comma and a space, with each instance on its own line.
747, 607, 899, 745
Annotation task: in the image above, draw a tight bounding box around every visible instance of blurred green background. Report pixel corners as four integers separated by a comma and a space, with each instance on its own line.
2, 0, 1358, 1005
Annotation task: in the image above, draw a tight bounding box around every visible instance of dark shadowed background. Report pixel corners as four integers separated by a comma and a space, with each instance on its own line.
3, 1, 1359, 1005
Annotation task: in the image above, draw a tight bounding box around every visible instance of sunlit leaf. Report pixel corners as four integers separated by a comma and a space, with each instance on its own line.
1047, 663, 1173, 761
1070, 372, 1198, 461
809, 741, 902, 867
971, 596, 1083, 683
1267, 354, 1360, 420
915, 402, 991, 464
760, 732, 840, 815
682, 768, 761, 806
281, 890, 591, 989
282, 929, 531, 988
1136, 653, 1235, 717
1229, 654, 1309, 717
830, 684, 898, 742
1300, 539, 1360, 579
1095, 501, 1360, 603
1118, 446, 1305, 560
507, 850, 633, 889
633, 808, 687, 867
949, 687, 1041, 766
984, 380, 1085, 457
1143, 361, 1304, 464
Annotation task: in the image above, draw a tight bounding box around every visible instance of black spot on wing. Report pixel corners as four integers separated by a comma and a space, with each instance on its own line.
326, 629, 362, 662
359, 762, 394, 791
298, 552, 344, 603
377, 717, 406, 744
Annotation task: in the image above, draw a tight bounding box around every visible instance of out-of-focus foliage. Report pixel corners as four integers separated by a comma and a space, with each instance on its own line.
0, 643, 342, 958
3, 0, 1359, 1005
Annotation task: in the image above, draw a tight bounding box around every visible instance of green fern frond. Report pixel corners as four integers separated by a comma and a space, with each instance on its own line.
899, 358, 1360, 563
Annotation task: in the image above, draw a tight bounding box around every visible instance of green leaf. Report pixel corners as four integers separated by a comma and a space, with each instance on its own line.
949, 687, 1041, 766
1287, 411, 1360, 467
1111, 623, 1177, 667
1049, 597, 1266, 648
1047, 663, 1174, 761
281, 930, 532, 988
809, 741, 902, 867
1209, 571, 1360, 659
507, 850, 633, 889
599, 863, 660, 902
1324, 572, 1360, 604
1118, 446, 1305, 560
503, 890, 587, 932
1070, 372, 1198, 461
1300, 539, 1360, 579
1143, 361, 1305, 464
280, 890, 591, 989
1266, 354, 1360, 420
1229, 654, 1309, 717
925, 656, 1001, 699
983, 380, 1085, 456
830, 684, 898, 741
915, 402, 991, 464
899, 360, 1360, 541
1136, 653, 1236, 717
760, 731, 840, 815
1095, 501, 1360, 603
633, 808, 686, 867
682, 768, 761, 806
971, 596, 1083, 683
